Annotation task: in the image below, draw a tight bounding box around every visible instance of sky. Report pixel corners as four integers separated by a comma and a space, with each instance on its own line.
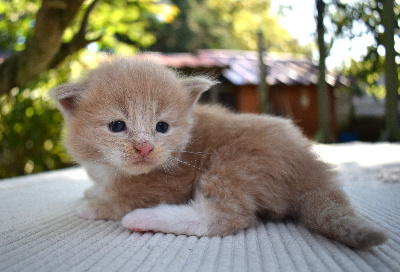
270, 0, 316, 46
270, 0, 375, 70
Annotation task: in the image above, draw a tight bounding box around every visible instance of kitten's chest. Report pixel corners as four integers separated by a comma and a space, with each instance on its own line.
150, 162, 200, 204
180, 135, 214, 175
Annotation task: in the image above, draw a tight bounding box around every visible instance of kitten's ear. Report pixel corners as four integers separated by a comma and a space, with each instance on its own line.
50, 82, 86, 116
180, 77, 218, 104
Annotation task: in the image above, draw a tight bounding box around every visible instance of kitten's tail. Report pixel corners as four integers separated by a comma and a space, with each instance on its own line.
297, 187, 388, 250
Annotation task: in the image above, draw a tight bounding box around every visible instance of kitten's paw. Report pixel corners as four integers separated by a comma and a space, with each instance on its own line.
77, 201, 98, 220
121, 208, 156, 232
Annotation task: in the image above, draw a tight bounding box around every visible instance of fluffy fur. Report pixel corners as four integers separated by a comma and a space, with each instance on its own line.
51, 57, 388, 250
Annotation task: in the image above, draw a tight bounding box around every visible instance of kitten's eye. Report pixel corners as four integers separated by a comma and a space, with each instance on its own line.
156, 121, 169, 133
108, 121, 126, 132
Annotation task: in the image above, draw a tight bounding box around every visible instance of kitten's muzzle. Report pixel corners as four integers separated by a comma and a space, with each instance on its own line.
135, 142, 154, 159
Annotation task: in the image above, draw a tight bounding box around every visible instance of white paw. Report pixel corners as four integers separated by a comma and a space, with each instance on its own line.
77, 201, 98, 220
121, 208, 157, 232
121, 204, 209, 236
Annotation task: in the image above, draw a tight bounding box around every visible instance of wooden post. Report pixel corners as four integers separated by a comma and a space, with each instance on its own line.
379, 0, 400, 141
257, 29, 269, 114
314, 0, 335, 143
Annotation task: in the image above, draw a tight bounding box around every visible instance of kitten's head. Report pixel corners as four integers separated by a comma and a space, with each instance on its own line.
51, 57, 215, 175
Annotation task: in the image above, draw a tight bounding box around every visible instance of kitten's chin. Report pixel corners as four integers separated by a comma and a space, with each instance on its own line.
120, 161, 158, 175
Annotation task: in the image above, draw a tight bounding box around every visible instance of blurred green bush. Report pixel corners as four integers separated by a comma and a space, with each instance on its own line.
0, 87, 72, 178
0, 54, 101, 179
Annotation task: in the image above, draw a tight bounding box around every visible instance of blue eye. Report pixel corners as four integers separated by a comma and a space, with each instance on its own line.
109, 121, 126, 132
156, 121, 169, 133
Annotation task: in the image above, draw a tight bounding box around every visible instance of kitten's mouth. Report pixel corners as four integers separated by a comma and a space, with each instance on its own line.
121, 158, 156, 175
134, 160, 151, 165
122, 154, 153, 165
132, 156, 156, 166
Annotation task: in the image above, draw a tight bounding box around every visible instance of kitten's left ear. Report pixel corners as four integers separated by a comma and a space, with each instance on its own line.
50, 82, 87, 117
180, 77, 218, 104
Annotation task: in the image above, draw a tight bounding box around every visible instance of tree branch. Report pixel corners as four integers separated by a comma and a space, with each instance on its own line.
0, 0, 85, 95
78, 0, 100, 37
48, 0, 101, 69
48, 36, 102, 70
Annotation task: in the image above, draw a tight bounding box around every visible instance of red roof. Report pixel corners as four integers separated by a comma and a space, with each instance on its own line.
138, 50, 349, 87
137, 52, 226, 69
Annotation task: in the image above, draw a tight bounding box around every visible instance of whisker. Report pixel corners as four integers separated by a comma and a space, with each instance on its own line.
159, 162, 181, 192
161, 164, 171, 187
169, 157, 205, 172
165, 162, 177, 176
172, 150, 212, 157
186, 136, 202, 147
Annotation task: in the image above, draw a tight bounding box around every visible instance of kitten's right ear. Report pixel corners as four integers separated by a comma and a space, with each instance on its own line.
180, 77, 218, 105
50, 83, 86, 116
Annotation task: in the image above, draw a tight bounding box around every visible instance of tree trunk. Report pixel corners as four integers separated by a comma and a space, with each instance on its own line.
0, 0, 99, 95
379, 0, 400, 141
314, 0, 335, 143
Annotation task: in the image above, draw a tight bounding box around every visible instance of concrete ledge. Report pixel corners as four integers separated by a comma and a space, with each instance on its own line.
1, 143, 399, 271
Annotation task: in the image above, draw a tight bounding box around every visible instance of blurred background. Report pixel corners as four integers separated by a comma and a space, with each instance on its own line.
0, 0, 399, 179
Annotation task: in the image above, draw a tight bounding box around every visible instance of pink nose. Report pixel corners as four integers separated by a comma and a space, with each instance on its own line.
135, 142, 154, 158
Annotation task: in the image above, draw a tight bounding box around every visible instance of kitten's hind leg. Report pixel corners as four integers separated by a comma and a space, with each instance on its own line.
297, 188, 388, 249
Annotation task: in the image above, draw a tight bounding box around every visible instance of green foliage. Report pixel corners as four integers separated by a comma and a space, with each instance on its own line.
0, 50, 105, 179
0, 0, 178, 178
148, 0, 240, 52
83, 0, 167, 54
0, 0, 39, 52
0, 50, 107, 179
330, 0, 400, 97
149, 0, 312, 56
0, 87, 71, 178
344, 54, 386, 99
207, 0, 311, 54
0, 0, 176, 54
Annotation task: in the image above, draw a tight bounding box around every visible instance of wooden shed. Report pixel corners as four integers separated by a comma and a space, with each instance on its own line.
138, 50, 348, 138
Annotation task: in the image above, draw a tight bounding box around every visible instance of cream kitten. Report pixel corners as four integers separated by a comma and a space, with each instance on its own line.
51, 57, 387, 250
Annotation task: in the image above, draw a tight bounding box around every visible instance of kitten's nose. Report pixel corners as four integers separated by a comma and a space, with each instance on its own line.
135, 142, 154, 159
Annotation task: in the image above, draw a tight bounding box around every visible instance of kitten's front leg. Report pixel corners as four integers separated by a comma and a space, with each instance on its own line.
78, 200, 99, 220
84, 185, 101, 199
78, 186, 134, 220
77, 198, 128, 220
121, 202, 209, 235
122, 192, 257, 236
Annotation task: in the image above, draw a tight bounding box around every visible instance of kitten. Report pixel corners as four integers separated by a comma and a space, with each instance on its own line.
51, 57, 387, 250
